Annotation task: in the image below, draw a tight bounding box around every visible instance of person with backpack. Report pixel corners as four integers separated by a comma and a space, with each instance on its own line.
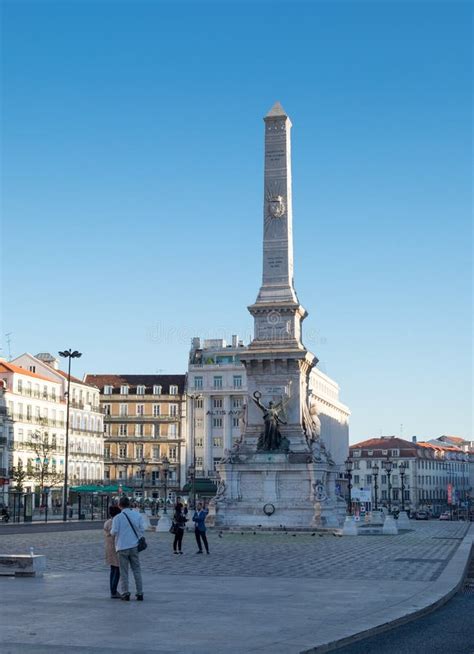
111, 496, 147, 601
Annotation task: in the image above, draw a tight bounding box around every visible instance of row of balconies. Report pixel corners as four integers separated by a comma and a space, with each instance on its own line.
8, 414, 66, 428
107, 457, 179, 465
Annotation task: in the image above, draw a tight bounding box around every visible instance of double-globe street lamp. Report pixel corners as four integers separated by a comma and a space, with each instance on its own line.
399, 461, 408, 512
383, 457, 393, 514
140, 457, 146, 507
59, 349, 82, 522
345, 458, 353, 515
161, 456, 170, 514
372, 464, 379, 511
187, 393, 202, 509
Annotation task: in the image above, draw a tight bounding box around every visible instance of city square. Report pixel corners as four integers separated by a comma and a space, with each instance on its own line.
0, 521, 472, 653
1, 1, 472, 653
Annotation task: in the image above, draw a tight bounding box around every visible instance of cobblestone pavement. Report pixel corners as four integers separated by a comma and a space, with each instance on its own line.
0, 521, 469, 581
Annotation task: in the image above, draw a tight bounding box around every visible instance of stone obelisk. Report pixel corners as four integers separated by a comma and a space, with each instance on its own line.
215, 103, 346, 529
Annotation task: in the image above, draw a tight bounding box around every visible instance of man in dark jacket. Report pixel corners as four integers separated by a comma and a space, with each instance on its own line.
192, 502, 209, 554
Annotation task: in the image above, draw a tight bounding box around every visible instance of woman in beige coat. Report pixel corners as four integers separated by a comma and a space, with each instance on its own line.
104, 505, 121, 598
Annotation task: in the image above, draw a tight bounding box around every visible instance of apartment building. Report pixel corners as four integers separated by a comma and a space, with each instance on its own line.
84, 374, 186, 505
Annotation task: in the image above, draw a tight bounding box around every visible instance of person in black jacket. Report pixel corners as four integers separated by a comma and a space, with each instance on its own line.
172, 502, 187, 554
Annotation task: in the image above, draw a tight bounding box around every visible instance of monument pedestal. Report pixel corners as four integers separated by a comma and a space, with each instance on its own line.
216, 454, 346, 529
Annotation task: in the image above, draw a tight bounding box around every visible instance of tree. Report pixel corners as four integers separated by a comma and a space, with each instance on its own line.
25, 424, 64, 496
11, 459, 27, 493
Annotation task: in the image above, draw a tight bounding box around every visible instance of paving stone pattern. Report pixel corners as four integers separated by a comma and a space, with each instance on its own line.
0, 522, 469, 582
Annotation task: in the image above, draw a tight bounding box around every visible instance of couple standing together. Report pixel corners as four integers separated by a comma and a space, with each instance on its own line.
104, 496, 146, 601
172, 501, 210, 555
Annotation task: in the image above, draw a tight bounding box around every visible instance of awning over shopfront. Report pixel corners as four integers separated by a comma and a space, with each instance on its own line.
181, 479, 217, 496
70, 485, 133, 493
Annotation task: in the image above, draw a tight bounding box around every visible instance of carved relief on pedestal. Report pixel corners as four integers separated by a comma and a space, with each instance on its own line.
239, 474, 264, 501
277, 474, 311, 501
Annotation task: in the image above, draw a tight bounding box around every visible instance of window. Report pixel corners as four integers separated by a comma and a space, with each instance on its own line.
153, 385, 162, 395
153, 404, 160, 417
195, 437, 204, 447
104, 423, 110, 435
104, 385, 113, 395
136, 385, 146, 395
42, 386, 48, 398
353, 461, 360, 470
381, 490, 387, 500
353, 475, 360, 485
103, 404, 111, 416
168, 424, 177, 437
194, 377, 203, 390
232, 417, 240, 427
195, 397, 203, 409
104, 446, 110, 458
51, 388, 56, 401
353, 450, 361, 457
213, 437, 223, 448
367, 450, 373, 456
382, 449, 388, 455
381, 475, 387, 484
391, 449, 399, 457
120, 385, 129, 395
169, 404, 178, 417
233, 376, 242, 388
392, 489, 399, 500
392, 475, 399, 485
366, 475, 372, 484
119, 404, 128, 416
168, 446, 177, 461
17, 379, 23, 393
119, 445, 127, 458
136, 404, 144, 416
152, 446, 161, 459
196, 457, 203, 469
169, 385, 178, 395
153, 424, 161, 438
136, 445, 143, 459
213, 376, 222, 389
213, 458, 221, 471
213, 398, 223, 409
135, 424, 144, 437
119, 424, 128, 436
213, 417, 223, 428
232, 397, 243, 408
29, 365, 36, 373
26, 405, 32, 420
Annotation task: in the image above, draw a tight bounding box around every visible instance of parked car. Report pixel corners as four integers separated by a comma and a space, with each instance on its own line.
415, 511, 429, 520
439, 512, 451, 521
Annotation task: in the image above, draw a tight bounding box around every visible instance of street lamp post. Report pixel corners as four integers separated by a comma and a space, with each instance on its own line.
161, 456, 170, 514
345, 458, 353, 515
372, 464, 379, 511
399, 462, 408, 512
187, 393, 202, 509
383, 458, 393, 514
59, 349, 82, 522
140, 457, 146, 507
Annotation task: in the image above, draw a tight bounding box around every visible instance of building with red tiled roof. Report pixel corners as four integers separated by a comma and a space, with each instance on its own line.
349, 435, 471, 516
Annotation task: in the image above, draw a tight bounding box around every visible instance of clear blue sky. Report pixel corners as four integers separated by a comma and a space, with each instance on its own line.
2, 1, 472, 443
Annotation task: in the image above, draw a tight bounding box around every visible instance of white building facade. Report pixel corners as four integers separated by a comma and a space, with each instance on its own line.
12, 353, 104, 489
0, 360, 66, 505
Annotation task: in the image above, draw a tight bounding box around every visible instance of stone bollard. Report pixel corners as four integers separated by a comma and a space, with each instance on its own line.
382, 515, 399, 535
342, 516, 358, 536
396, 511, 411, 530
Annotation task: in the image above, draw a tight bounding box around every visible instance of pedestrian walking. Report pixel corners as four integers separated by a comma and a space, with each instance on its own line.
111, 496, 147, 601
192, 501, 210, 554
104, 504, 121, 599
172, 502, 187, 554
